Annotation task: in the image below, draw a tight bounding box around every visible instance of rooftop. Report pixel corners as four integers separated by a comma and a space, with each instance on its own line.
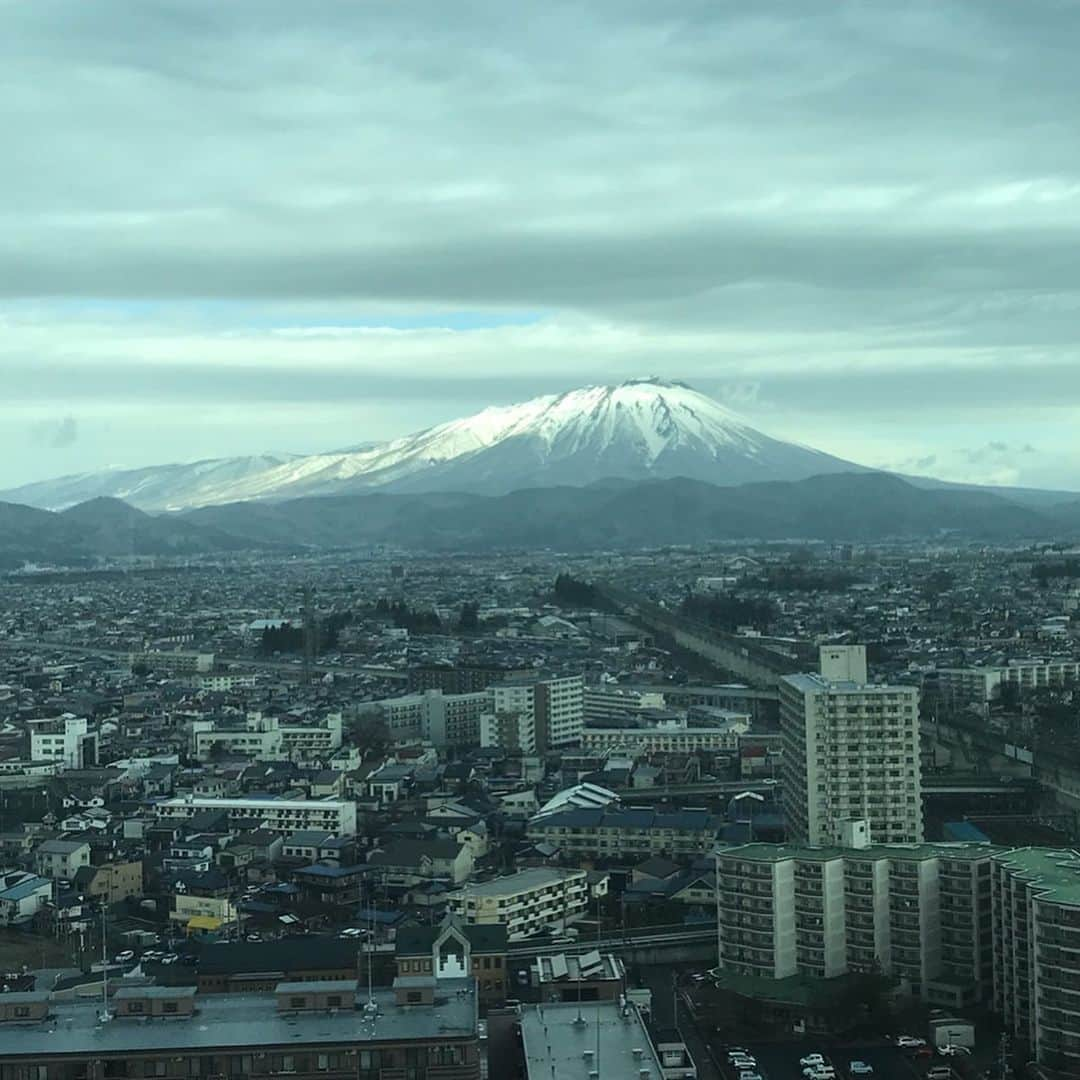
0, 980, 477, 1059
716, 841, 1004, 864
452, 867, 583, 898
995, 847, 1080, 908
519, 1000, 663, 1080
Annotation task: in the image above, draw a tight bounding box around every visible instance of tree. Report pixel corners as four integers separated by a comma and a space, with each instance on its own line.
457, 602, 480, 633
345, 709, 391, 759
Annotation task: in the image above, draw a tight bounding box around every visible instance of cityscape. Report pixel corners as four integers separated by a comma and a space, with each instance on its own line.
5, 4, 1080, 1080
3, 541, 1080, 1080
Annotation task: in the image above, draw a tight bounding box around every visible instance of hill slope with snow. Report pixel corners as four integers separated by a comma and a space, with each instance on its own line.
1, 379, 864, 511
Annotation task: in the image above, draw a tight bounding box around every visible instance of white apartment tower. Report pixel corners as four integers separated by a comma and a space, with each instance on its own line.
488, 673, 583, 753
781, 645, 923, 846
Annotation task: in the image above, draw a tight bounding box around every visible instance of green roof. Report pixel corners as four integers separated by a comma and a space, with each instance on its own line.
715, 842, 1004, 864
708, 968, 864, 1007
993, 847, 1080, 908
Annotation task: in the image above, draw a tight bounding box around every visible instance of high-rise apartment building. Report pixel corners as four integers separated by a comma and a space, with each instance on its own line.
992, 847, 1080, 1074
488, 673, 583, 752
715, 841, 996, 1005
780, 645, 922, 846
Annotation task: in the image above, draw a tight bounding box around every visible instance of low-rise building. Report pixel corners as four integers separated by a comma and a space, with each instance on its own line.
73, 860, 144, 905
528, 806, 719, 860
448, 867, 588, 940
155, 796, 357, 836
0, 978, 481, 1080
0, 870, 52, 926
34, 839, 92, 882
395, 917, 508, 1004
580, 714, 748, 755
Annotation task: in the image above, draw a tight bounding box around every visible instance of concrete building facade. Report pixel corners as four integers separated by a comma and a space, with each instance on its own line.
781, 645, 923, 847
448, 867, 588, 940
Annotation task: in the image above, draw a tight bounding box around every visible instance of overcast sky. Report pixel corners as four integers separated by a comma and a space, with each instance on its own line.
4, 0, 1080, 491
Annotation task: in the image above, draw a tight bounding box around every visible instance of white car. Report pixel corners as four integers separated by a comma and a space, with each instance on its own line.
896, 1036, 927, 1049
112, 950, 135, 964
939, 1046, 971, 1057
800, 1055, 827, 1068
803, 1069, 835, 1080
849, 1063, 874, 1076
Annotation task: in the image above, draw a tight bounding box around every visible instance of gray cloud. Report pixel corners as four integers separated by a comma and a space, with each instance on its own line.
2, 1, 1080, 488
30, 415, 79, 449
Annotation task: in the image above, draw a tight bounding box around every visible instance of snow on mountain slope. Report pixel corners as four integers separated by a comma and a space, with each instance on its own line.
1, 379, 865, 511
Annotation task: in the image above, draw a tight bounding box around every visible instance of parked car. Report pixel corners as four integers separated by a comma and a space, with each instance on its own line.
848, 1063, 873, 1076
896, 1036, 927, 1049
939, 1046, 971, 1058
112, 950, 135, 964
801, 1055, 827, 1068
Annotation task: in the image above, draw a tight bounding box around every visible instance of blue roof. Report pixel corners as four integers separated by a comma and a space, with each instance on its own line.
944, 821, 991, 843
0, 877, 50, 902
294, 863, 368, 879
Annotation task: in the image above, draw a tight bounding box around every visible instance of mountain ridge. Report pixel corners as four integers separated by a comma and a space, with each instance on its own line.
0, 379, 866, 511
3, 472, 1079, 569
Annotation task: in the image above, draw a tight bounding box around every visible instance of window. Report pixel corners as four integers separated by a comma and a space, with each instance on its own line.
290, 996, 306, 1009
326, 995, 342, 1007
162, 1001, 178, 1014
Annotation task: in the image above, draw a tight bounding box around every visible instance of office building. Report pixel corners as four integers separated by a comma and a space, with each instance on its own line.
583, 685, 666, 723
28, 714, 97, 769
519, 999, 684, 1080
155, 795, 357, 836
0, 978, 481, 1080
192, 711, 343, 762
447, 867, 588, 940
780, 645, 922, 846
580, 713, 748, 756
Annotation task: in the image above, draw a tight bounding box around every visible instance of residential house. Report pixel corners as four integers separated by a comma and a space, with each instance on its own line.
34, 839, 91, 882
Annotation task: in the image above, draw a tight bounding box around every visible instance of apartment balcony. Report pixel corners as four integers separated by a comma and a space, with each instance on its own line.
1040, 928, 1080, 952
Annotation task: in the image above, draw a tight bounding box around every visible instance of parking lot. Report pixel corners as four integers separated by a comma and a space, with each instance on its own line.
718, 1041, 924, 1080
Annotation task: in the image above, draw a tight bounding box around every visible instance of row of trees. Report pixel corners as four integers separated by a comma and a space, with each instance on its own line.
680, 590, 776, 633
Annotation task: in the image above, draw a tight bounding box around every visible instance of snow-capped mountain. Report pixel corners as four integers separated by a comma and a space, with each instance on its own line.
2, 379, 864, 511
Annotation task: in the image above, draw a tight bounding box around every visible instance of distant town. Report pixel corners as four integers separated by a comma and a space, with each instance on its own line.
1, 542, 1079, 1079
